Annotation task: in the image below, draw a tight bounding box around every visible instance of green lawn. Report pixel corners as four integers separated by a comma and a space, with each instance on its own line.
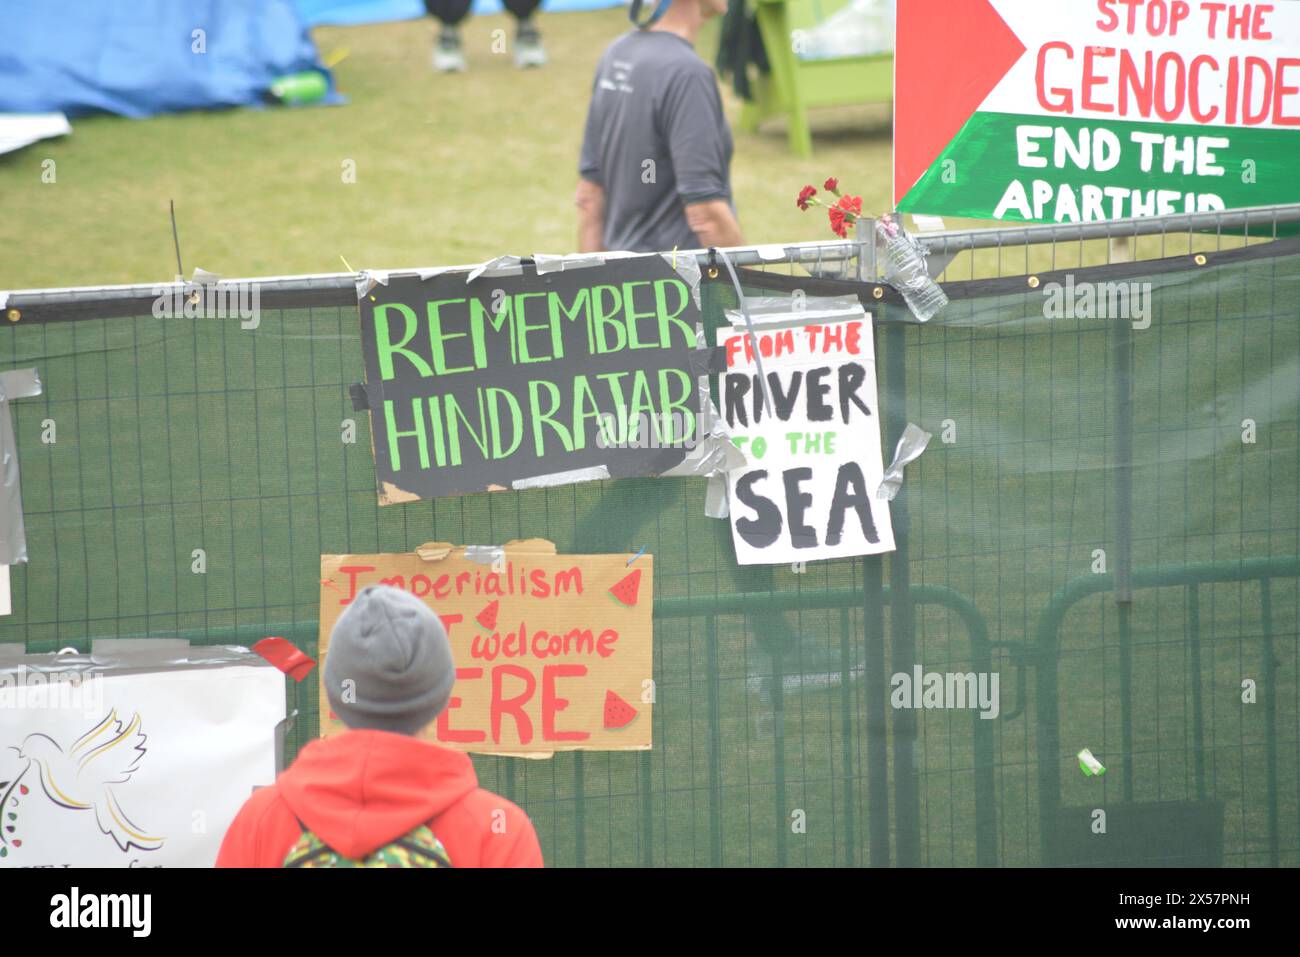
0, 9, 895, 290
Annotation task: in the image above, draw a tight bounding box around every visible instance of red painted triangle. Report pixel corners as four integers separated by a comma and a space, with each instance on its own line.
894, 0, 1026, 206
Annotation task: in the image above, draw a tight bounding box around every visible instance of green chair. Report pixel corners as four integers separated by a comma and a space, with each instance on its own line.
738, 0, 893, 157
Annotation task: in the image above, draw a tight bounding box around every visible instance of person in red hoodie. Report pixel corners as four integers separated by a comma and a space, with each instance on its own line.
217, 585, 543, 867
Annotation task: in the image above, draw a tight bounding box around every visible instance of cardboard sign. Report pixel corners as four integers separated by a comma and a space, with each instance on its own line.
717, 311, 895, 564
357, 256, 706, 504
320, 541, 653, 756
0, 649, 283, 867
895, 0, 1300, 220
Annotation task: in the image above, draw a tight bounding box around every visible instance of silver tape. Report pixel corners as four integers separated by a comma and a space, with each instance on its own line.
660, 251, 702, 310
464, 545, 505, 566
877, 422, 932, 501
705, 473, 730, 519
533, 253, 607, 275
191, 267, 221, 285
660, 342, 746, 520
660, 396, 745, 480
0, 368, 42, 565
0, 643, 276, 679
466, 256, 524, 283
355, 269, 390, 300
511, 464, 610, 490
661, 343, 747, 503
417, 267, 449, 281
725, 295, 865, 329
0, 369, 41, 402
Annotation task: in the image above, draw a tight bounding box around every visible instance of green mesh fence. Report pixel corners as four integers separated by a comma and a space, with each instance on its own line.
2, 237, 1297, 866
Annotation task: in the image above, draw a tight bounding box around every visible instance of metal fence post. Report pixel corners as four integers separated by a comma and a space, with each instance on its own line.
857, 216, 892, 866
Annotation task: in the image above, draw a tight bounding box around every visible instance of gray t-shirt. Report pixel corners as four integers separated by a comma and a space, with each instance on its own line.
578, 30, 734, 253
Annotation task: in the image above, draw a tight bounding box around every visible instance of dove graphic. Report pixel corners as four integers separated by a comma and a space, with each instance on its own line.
12, 710, 163, 854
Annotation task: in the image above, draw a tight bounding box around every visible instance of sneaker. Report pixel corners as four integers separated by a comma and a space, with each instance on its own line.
514, 21, 547, 69
433, 27, 467, 73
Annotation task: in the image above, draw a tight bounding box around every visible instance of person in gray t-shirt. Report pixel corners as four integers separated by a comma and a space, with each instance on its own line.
575, 1, 744, 254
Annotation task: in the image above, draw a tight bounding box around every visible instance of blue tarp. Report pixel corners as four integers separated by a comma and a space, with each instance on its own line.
294, 0, 622, 25
0, 0, 335, 118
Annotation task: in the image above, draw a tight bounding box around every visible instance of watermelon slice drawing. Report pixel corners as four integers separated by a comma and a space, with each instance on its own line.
603, 690, 638, 729
476, 599, 499, 631
608, 568, 642, 606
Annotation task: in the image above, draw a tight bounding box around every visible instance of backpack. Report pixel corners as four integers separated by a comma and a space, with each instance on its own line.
282, 818, 453, 868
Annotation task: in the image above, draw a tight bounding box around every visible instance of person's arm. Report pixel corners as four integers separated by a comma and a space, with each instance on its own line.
663, 67, 744, 248
576, 65, 607, 254
575, 178, 605, 253
685, 199, 744, 249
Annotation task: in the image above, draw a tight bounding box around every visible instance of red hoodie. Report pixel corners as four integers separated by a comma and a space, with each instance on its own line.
216, 730, 543, 867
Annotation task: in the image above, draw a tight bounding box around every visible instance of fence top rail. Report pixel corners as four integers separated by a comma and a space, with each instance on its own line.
5, 202, 1300, 310
0, 238, 860, 307
918, 202, 1300, 254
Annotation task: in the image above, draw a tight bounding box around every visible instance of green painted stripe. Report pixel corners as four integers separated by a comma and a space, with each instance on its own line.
899, 111, 1300, 221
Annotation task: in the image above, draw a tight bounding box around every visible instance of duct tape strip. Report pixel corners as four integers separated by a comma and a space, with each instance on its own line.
511, 464, 610, 490
417, 267, 450, 281
876, 423, 932, 501
725, 295, 865, 329
349, 382, 373, 412
465, 545, 505, 566
252, 637, 316, 682
660, 380, 746, 523
0, 643, 276, 678
661, 323, 745, 518
533, 253, 607, 275
661, 251, 703, 310
356, 270, 390, 300
466, 256, 525, 283
183, 268, 220, 302
0, 368, 42, 565
0, 369, 41, 402
660, 395, 745, 479
0, 292, 8, 311
688, 344, 727, 376
705, 474, 729, 519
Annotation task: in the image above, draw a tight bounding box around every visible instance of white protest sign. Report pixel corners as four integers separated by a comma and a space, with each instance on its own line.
718, 307, 895, 565
0, 649, 284, 867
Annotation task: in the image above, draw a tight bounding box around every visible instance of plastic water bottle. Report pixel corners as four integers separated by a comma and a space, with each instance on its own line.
266, 71, 328, 106
876, 214, 948, 322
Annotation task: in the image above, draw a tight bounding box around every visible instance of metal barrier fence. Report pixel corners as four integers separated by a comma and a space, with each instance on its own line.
3, 202, 1299, 866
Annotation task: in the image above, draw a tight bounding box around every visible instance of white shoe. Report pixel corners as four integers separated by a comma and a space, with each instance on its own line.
514, 23, 547, 68
433, 28, 467, 72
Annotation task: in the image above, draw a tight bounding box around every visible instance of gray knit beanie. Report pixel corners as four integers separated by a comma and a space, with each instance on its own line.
324, 585, 455, 735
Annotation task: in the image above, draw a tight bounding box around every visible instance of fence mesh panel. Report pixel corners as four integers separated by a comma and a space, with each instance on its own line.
2, 226, 1297, 866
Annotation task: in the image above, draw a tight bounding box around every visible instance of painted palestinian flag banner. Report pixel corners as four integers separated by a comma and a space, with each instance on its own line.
895, 0, 1300, 222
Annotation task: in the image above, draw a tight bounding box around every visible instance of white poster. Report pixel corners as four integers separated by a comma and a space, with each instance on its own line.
718, 308, 895, 565
0, 650, 284, 867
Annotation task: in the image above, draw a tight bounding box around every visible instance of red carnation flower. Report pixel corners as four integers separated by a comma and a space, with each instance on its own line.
836, 194, 863, 215
796, 185, 817, 211
828, 207, 848, 238
824, 177, 839, 193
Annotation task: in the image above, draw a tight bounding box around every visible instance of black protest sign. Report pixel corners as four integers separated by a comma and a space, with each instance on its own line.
357, 256, 704, 503
717, 312, 896, 564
